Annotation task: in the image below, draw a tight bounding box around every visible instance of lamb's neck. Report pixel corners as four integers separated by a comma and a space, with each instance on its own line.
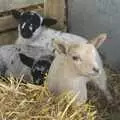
40, 27, 61, 37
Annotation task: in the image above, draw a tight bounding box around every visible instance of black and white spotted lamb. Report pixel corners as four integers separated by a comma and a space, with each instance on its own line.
0, 44, 54, 85
12, 10, 91, 51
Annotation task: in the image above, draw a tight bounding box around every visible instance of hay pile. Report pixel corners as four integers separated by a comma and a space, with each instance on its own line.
0, 66, 119, 120
0, 76, 96, 120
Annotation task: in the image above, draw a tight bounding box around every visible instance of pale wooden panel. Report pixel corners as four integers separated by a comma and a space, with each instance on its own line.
0, 30, 17, 45
44, 0, 66, 30
0, 0, 44, 12
0, 15, 18, 32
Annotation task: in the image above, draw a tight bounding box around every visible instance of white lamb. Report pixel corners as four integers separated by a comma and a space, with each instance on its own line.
47, 36, 112, 103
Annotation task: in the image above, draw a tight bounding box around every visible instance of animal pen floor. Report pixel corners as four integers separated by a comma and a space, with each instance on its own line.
0, 6, 119, 120
0, 29, 120, 120
0, 63, 119, 120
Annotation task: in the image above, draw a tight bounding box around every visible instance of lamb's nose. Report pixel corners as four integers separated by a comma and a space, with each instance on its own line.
93, 67, 99, 73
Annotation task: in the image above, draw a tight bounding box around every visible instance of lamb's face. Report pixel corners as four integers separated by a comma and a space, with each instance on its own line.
12, 10, 57, 39
31, 60, 51, 85
53, 33, 107, 78
67, 43, 100, 77
19, 11, 42, 39
19, 53, 54, 85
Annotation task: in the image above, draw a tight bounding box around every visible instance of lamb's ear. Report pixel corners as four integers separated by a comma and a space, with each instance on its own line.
89, 33, 107, 48
42, 18, 57, 26
19, 53, 34, 68
11, 10, 22, 20
52, 39, 68, 54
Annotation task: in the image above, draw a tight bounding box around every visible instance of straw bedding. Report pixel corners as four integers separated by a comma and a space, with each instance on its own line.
0, 65, 119, 120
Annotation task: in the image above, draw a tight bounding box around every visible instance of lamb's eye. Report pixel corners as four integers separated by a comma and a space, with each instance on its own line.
72, 56, 81, 61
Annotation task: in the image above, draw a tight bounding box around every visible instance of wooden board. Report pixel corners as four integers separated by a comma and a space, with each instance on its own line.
0, 15, 18, 32
0, 0, 44, 12
44, 0, 66, 30
0, 30, 17, 45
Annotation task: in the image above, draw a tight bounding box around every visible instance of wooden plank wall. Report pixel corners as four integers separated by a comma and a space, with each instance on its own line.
0, 0, 44, 12
44, 0, 66, 30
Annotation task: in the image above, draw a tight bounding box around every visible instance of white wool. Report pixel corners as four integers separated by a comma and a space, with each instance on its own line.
16, 26, 87, 51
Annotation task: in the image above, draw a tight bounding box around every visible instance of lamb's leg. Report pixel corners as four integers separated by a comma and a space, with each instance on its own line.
93, 69, 112, 101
